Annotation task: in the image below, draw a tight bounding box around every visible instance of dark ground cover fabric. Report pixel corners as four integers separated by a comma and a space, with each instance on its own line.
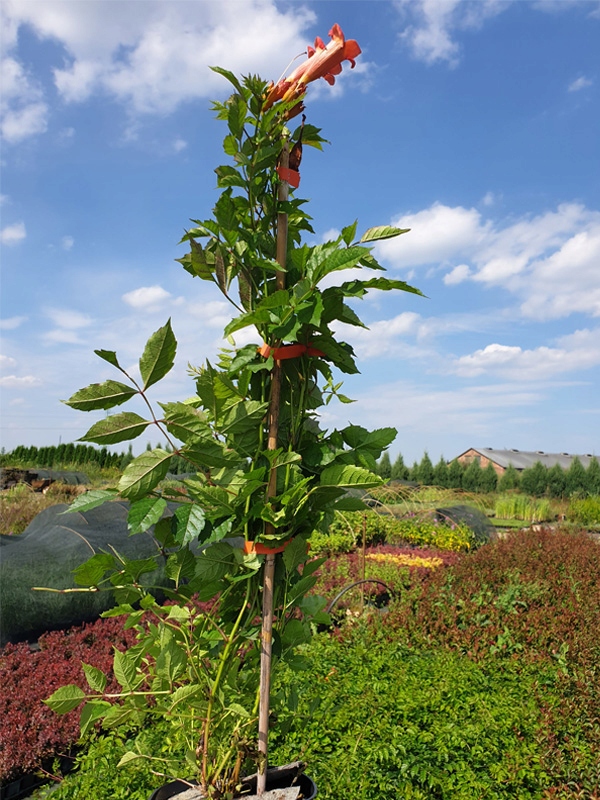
0, 501, 167, 645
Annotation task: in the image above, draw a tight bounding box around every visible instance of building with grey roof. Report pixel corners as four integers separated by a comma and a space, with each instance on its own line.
455, 448, 597, 475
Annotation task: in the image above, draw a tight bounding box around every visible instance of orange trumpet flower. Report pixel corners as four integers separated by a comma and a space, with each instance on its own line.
264, 23, 361, 111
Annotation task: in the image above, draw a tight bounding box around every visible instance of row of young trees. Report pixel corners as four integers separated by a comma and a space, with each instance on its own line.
376, 451, 600, 498
3, 443, 135, 470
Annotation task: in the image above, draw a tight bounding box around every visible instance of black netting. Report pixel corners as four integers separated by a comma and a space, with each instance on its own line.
434, 504, 495, 546
0, 501, 167, 645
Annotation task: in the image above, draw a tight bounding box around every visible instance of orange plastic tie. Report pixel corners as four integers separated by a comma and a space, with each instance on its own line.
258, 343, 325, 361
276, 166, 300, 189
243, 540, 292, 555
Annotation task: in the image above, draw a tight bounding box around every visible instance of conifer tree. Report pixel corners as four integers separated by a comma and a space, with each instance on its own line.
462, 459, 483, 492
547, 463, 567, 498
481, 462, 498, 493
417, 451, 434, 485
377, 451, 392, 479
432, 456, 449, 487
586, 457, 600, 496
391, 453, 408, 480
520, 461, 548, 497
498, 463, 520, 492
447, 459, 464, 489
566, 456, 587, 497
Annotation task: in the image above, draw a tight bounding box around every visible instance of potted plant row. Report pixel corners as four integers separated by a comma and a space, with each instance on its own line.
45, 23, 422, 800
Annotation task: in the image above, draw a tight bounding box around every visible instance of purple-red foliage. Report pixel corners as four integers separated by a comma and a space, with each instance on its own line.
387, 528, 600, 664
0, 616, 137, 784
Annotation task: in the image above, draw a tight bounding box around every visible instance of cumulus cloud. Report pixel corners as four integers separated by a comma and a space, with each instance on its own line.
0, 55, 48, 142
394, 0, 508, 66
0, 220, 26, 245
2, 1, 322, 123
452, 327, 600, 380
0, 374, 42, 388
378, 201, 600, 321
122, 285, 172, 310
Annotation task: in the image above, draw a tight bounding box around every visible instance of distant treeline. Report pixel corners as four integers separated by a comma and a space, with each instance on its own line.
1, 442, 191, 475
376, 451, 600, 498
2, 443, 133, 470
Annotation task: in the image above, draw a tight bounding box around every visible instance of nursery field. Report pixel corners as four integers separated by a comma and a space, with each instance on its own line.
2, 525, 600, 800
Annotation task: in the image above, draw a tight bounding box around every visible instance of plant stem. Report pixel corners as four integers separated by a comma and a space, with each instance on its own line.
257, 140, 289, 796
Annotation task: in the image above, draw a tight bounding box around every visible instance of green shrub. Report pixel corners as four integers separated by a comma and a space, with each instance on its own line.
568, 496, 600, 526
271, 627, 553, 799
322, 511, 474, 554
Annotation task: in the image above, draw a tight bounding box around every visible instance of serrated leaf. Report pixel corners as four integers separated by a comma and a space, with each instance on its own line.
82, 663, 108, 693
128, 496, 168, 535
195, 542, 234, 583
139, 320, 177, 391
64, 489, 117, 514
64, 380, 137, 412
160, 401, 210, 444
283, 537, 309, 573
118, 449, 173, 501
94, 349, 121, 369
117, 751, 146, 768
332, 496, 369, 511
360, 225, 410, 243
73, 553, 115, 587
44, 685, 86, 714
228, 702, 251, 718
169, 684, 202, 710
320, 464, 383, 490
113, 649, 137, 692
80, 700, 112, 738
81, 412, 150, 445
341, 220, 358, 246
173, 503, 207, 546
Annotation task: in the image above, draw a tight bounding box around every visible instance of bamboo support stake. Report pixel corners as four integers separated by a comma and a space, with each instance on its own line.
257, 142, 290, 796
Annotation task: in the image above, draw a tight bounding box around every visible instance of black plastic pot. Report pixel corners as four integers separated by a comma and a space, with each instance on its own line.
148, 767, 317, 800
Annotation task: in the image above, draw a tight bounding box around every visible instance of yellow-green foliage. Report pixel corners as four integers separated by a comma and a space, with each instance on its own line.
494, 495, 553, 523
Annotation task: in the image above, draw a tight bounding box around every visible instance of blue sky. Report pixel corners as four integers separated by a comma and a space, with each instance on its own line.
1, 0, 599, 465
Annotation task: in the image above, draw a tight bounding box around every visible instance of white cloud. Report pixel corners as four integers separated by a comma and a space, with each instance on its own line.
0, 56, 48, 142
394, 0, 507, 66
122, 285, 172, 310
482, 191, 496, 207
376, 203, 487, 268
172, 138, 187, 153
0, 315, 27, 330
0, 354, 17, 368
61, 235, 74, 250
452, 327, 600, 380
0, 374, 42, 388
45, 308, 92, 329
42, 329, 87, 345
568, 75, 593, 92
0, 220, 26, 245
443, 263, 471, 285
379, 200, 600, 322
3, 1, 320, 120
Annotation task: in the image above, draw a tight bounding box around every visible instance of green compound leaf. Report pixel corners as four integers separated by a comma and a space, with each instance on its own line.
44, 685, 86, 715
173, 503, 207, 546
94, 349, 121, 369
359, 225, 411, 243
64, 489, 118, 514
139, 319, 177, 391
118, 449, 173, 501
80, 412, 151, 445
82, 663, 108, 693
319, 464, 384, 490
128, 496, 168, 535
64, 380, 138, 411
